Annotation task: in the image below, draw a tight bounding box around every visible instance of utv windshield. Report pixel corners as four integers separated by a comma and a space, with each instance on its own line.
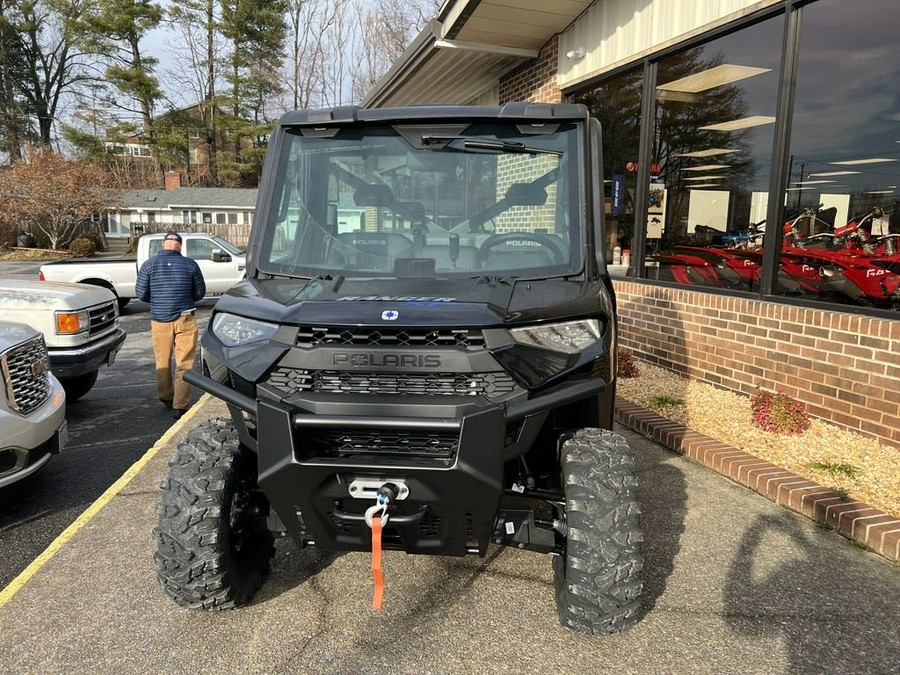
258, 122, 582, 279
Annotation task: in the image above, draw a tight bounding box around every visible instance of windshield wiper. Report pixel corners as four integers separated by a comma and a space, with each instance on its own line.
420, 134, 562, 156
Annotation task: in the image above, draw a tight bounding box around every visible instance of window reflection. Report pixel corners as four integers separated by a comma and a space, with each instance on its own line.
572, 68, 643, 275
648, 17, 783, 291
570, 0, 900, 313
777, 0, 900, 309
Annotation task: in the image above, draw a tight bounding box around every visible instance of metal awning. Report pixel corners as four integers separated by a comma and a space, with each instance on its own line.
363, 0, 593, 107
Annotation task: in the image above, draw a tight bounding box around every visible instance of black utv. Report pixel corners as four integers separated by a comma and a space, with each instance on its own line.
153, 103, 643, 634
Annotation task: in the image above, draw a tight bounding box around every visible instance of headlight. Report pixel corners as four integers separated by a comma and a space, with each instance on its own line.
212, 313, 278, 347
510, 319, 602, 354
55, 310, 90, 335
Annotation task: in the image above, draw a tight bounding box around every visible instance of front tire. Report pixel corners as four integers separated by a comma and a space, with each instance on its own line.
553, 428, 643, 634
59, 370, 98, 402
154, 419, 275, 610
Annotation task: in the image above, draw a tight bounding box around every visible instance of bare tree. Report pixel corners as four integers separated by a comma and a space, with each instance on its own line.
0, 146, 118, 248
284, 0, 346, 110
280, 0, 438, 112
166, 0, 224, 184
318, 0, 352, 107
349, 0, 438, 103
0, 0, 98, 157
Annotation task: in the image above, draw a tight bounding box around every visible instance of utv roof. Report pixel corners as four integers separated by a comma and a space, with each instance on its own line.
276, 103, 589, 127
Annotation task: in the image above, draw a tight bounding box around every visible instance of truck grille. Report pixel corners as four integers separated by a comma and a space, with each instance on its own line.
2, 335, 51, 415
300, 428, 458, 462
89, 300, 118, 337
296, 326, 485, 350
268, 368, 518, 399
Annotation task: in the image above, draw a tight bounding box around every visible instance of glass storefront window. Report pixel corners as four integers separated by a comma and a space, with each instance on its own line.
568, 0, 900, 314
649, 17, 783, 290
777, 0, 900, 310
571, 68, 643, 275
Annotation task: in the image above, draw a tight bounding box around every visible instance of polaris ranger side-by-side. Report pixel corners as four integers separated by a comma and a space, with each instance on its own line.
153, 103, 644, 634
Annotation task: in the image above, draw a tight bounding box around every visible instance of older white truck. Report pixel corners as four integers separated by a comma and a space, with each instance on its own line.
0, 279, 126, 401
39, 232, 246, 310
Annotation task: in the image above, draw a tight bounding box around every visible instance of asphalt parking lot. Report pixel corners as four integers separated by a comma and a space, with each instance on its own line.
0, 255, 214, 588
2, 396, 899, 675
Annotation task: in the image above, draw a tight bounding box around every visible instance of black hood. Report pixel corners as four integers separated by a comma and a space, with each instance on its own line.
215, 276, 608, 327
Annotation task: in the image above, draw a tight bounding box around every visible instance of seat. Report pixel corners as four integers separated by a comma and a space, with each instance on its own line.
334, 231, 413, 270
476, 232, 565, 271
485, 248, 556, 270
353, 184, 394, 207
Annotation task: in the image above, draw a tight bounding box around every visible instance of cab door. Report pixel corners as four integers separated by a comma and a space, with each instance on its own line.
183, 236, 235, 295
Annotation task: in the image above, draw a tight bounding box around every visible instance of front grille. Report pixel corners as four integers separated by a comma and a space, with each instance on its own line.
89, 299, 118, 337
418, 512, 442, 537
296, 326, 485, 350
2, 335, 51, 415
268, 367, 518, 399
300, 428, 459, 462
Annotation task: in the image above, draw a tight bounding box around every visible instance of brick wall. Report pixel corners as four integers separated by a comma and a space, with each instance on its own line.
494, 154, 558, 233
614, 280, 900, 448
499, 35, 561, 104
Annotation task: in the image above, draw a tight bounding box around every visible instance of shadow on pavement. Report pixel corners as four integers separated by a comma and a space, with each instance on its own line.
724, 513, 900, 674
632, 433, 688, 619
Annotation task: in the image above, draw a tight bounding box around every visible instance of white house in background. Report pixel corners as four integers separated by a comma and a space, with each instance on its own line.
104, 171, 257, 242
103, 131, 153, 160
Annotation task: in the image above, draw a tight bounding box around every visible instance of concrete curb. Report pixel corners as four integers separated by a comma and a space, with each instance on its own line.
615, 399, 900, 564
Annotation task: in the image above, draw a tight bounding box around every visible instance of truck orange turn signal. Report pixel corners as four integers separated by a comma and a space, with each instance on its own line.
56, 310, 88, 335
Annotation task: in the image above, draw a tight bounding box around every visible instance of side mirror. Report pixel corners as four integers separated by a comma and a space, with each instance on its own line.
211, 248, 231, 263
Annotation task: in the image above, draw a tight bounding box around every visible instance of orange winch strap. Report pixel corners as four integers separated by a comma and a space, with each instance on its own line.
371, 517, 384, 610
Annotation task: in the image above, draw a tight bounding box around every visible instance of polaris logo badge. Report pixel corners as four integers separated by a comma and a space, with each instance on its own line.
381, 310, 399, 320
334, 353, 442, 368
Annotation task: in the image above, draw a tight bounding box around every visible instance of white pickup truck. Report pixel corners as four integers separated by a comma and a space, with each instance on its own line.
39, 233, 246, 309
0, 279, 126, 401
0, 320, 67, 488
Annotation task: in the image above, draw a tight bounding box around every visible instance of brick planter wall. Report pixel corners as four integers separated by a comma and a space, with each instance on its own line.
614, 280, 900, 449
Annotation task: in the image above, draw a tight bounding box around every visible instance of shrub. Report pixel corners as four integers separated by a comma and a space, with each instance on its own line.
68, 235, 96, 258
649, 394, 684, 408
808, 461, 861, 480
84, 231, 106, 251
617, 347, 640, 378
750, 389, 810, 435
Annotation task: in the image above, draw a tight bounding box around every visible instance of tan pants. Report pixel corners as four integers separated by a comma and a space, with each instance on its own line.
150, 313, 198, 411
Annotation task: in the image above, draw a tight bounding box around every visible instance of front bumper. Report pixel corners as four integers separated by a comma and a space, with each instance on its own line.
258, 396, 506, 555
48, 327, 126, 378
0, 377, 66, 489
185, 370, 607, 556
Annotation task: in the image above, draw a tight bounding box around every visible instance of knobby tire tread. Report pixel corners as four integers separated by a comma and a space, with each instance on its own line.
554, 428, 644, 634
153, 418, 274, 610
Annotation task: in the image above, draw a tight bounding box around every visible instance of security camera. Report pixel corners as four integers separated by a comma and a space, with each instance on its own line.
566, 48, 586, 60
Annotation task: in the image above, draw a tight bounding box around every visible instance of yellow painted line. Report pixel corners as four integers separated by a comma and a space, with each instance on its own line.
0, 394, 212, 611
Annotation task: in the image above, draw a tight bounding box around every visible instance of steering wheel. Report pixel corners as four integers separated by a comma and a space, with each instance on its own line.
476, 232, 565, 266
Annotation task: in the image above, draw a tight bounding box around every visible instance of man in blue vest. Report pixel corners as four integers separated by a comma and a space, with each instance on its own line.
135, 232, 206, 419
